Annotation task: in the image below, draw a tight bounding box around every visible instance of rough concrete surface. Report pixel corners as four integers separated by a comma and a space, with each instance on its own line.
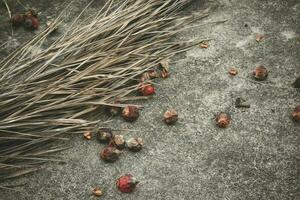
0, 0, 299, 199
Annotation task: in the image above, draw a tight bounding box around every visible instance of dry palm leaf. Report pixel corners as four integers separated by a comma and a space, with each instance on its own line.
0, 0, 209, 186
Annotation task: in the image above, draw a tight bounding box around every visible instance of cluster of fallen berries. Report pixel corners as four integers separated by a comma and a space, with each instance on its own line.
85, 60, 179, 197
87, 108, 178, 197
83, 128, 144, 196
84, 128, 143, 196
98, 128, 144, 162
83, 128, 144, 162
10, 9, 39, 30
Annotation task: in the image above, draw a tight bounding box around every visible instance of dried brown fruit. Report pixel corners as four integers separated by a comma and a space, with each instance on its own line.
255, 34, 265, 42
83, 131, 92, 140
109, 135, 126, 150
199, 41, 209, 48
163, 109, 178, 125
10, 14, 24, 26
229, 68, 238, 76
92, 187, 103, 197
116, 174, 139, 193
100, 147, 122, 162
140, 70, 158, 82
161, 70, 169, 78
96, 128, 113, 143
292, 106, 300, 122
215, 113, 231, 128
159, 60, 170, 78
148, 69, 158, 78
126, 138, 144, 152
122, 106, 139, 122
252, 66, 268, 81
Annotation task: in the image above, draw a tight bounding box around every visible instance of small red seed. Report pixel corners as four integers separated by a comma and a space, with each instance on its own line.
116, 174, 139, 193
229, 68, 238, 76
140, 84, 155, 96
215, 113, 231, 128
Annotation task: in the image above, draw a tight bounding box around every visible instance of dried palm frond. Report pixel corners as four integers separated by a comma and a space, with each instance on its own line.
0, 0, 208, 186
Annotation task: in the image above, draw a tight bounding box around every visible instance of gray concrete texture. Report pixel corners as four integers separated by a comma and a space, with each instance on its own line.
0, 0, 299, 199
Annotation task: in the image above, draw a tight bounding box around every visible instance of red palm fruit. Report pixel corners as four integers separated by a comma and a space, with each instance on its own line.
140, 84, 155, 96
116, 174, 139, 193
24, 16, 39, 30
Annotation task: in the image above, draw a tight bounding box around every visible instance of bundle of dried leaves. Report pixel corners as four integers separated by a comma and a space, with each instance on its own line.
0, 0, 208, 188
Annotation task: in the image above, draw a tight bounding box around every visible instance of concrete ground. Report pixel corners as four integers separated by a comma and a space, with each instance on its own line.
0, 0, 299, 199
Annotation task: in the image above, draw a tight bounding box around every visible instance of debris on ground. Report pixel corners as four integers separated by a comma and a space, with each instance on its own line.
163, 109, 178, 125
122, 106, 140, 122
228, 68, 238, 76
255, 34, 266, 42
215, 113, 231, 128
252, 66, 268, 81
199, 41, 209, 48
292, 106, 300, 122
159, 59, 170, 78
235, 97, 251, 108
83, 131, 92, 140
92, 187, 103, 197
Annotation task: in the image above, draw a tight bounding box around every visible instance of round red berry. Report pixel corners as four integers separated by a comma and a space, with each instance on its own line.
116, 174, 139, 193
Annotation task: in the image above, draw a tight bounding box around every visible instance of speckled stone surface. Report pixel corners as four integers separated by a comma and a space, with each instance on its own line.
0, 0, 299, 199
